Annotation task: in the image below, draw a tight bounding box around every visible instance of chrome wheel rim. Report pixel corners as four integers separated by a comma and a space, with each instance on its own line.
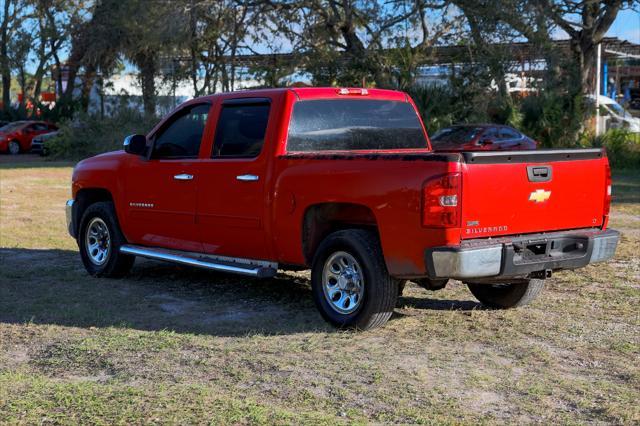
8, 141, 19, 155
322, 251, 364, 315
85, 218, 111, 265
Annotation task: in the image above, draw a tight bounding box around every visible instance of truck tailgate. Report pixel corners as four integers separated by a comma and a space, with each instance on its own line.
460, 149, 609, 239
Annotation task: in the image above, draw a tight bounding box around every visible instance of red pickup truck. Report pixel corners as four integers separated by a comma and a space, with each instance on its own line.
67, 87, 619, 330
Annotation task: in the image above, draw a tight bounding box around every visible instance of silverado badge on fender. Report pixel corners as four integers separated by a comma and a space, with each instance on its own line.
529, 189, 551, 203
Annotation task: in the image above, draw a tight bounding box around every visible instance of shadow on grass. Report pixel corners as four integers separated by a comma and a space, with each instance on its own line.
0, 247, 477, 336
0, 155, 76, 169
0, 247, 330, 336
398, 296, 482, 311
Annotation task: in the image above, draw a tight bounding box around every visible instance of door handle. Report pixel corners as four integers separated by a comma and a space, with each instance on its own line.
527, 165, 552, 182
236, 174, 259, 182
174, 173, 194, 181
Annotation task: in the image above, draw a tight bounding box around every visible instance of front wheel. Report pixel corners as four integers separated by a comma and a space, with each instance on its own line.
311, 229, 398, 330
466, 279, 544, 309
78, 201, 134, 277
8, 140, 20, 155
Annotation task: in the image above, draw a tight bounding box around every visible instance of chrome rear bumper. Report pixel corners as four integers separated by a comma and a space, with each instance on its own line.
426, 229, 620, 279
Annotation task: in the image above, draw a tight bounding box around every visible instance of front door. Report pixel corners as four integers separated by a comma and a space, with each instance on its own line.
123, 103, 211, 252
196, 98, 273, 260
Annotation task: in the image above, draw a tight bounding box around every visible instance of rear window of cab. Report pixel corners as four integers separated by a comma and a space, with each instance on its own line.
286, 99, 427, 152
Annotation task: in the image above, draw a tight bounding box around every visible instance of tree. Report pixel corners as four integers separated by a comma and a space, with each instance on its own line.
262, 0, 451, 87
1, 0, 27, 109
537, 0, 635, 94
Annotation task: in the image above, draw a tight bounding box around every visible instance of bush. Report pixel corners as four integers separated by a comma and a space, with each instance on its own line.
591, 129, 640, 170
48, 109, 158, 160
407, 84, 459, 133
520, 92, 586, 148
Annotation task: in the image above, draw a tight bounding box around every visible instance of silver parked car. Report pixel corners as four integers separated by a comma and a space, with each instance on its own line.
30, 130, 59, 156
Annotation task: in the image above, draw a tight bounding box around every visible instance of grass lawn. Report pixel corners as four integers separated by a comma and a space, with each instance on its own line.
1, 156, 638, 424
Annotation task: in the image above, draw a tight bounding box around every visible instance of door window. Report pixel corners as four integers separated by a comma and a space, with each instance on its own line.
499, 128, 521, 141
32, 123, 49, 131
151, 103, 210, 159
482, 128, 498, 141
212, 101, 271, 158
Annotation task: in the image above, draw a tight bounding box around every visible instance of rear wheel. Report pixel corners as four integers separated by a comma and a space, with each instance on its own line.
311, 229, 398, 330
8, 140, 20, 155
466, 279, 544, 309
78, 201, 134, 277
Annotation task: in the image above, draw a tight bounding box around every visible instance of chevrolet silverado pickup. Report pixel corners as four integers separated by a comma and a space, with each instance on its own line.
66, 87, 619, 330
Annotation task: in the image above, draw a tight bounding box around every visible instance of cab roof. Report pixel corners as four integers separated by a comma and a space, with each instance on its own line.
194, 87, 409, 103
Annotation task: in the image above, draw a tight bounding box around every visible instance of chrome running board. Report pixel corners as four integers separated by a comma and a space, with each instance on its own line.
120, 244, 277, 278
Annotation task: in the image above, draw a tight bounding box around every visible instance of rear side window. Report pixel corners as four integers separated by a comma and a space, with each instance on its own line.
287, 100, 426, 152
212, 102, 270, 158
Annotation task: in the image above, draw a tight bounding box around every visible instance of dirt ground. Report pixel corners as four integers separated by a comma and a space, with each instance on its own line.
1, 158, 638, 424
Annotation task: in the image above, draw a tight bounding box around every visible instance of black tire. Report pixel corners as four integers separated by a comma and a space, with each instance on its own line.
8, 140, 20, 155
78, 201, 134, 278
414, 278, 448, 291
466, 279, 545, 309
311, 229, 398, 330
397, 279, 407, 297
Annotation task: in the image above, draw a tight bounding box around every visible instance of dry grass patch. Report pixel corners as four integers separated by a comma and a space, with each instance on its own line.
0, 159, 638, 424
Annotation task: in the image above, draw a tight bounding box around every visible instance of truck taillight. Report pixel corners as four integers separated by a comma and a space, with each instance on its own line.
604, 161, 612, 216
422, 173, 461, 228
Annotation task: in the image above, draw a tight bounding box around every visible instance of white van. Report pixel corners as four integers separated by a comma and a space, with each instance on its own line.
590, 95, 640, 133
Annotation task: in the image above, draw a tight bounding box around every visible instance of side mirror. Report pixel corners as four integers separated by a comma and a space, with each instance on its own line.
124, 134, 147, 156
478, 138, 493, 146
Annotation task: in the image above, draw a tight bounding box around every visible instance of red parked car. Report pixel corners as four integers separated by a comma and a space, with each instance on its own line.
0, 121, 58, 155
430, 124, 538, 151
66, 87, 618, 330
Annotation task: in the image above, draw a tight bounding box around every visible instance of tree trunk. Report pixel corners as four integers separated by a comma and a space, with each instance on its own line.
0, 0, 11, 109
136, 51, 157, 116
575, 40, 597, 95
80, 64, 96, 112
60, 30, 87, 104
17, 66, 26, 108
189, 0, 201, 97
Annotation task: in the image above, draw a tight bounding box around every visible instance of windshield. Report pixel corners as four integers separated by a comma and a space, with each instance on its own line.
607, 103, 627, 117
430, 127, 483, 146
286, 100, 426, 151
0, 122, 27, 132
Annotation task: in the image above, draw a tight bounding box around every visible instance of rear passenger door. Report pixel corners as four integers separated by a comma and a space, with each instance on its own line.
196, 98, 273, 260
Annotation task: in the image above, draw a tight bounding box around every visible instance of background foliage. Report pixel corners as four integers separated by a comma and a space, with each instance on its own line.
1, 0, 639, 168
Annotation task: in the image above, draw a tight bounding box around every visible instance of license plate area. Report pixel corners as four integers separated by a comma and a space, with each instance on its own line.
511, 235, 590, 265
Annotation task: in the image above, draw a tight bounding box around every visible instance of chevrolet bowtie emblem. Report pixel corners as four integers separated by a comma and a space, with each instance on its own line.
529, 189, 551, 203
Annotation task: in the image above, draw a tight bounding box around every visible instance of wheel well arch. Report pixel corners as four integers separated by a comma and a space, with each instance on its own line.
301, 202, 379, 265
72, 188, 114, 236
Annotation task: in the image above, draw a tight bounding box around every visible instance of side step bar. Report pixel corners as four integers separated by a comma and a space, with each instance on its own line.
120, 244, 277, 278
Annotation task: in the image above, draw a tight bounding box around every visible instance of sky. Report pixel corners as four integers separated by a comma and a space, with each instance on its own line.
19, 6, 640, 78
604, 8, 640, 44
